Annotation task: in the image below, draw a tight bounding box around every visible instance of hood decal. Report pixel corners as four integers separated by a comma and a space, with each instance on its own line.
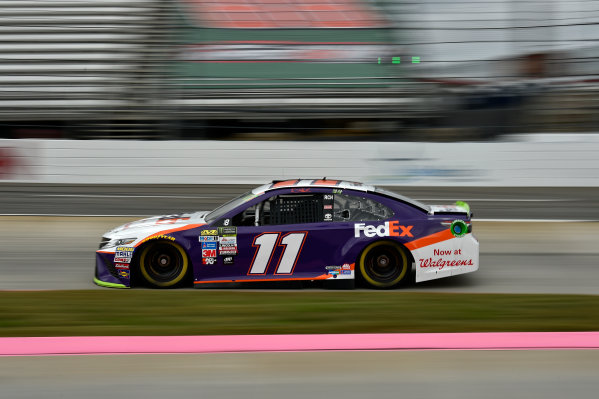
134, 223, 206, 247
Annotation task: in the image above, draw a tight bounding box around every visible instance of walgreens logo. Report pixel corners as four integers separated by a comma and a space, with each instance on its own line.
354, 221, 413, 238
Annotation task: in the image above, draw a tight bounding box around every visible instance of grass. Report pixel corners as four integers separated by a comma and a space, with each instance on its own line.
1, 291, 598, 337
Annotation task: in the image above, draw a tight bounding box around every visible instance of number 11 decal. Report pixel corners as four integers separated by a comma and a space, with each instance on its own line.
249, 232, 307, 275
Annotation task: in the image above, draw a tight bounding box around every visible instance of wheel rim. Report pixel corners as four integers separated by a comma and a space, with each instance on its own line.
140, 242, 188, 287
360, 242, 408, 287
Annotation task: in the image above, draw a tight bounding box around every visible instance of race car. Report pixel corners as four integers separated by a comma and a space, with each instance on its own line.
95, 179, 478, 289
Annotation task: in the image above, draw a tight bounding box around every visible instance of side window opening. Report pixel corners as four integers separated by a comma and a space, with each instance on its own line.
231, 200, 272, 226
269, 194, 323, 225
231, 205, 256, 226
333, 193, 394, 222
232, 193, 324, 226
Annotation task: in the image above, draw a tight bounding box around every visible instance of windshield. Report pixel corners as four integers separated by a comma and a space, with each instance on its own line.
374, 188, 430, 212
205, 191, 257, 223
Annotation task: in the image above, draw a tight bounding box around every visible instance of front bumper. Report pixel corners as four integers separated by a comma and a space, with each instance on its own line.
94, 251, 131, 288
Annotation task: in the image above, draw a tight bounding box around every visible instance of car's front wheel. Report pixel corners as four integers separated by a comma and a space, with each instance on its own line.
358, 241, 410, 289
138, 241, 190, 288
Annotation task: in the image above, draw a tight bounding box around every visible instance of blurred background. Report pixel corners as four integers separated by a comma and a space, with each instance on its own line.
1, 3, 599, 397
0, 0, 597, 142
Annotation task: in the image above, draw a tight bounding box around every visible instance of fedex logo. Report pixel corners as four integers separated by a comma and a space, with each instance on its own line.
354, 221, 413, 238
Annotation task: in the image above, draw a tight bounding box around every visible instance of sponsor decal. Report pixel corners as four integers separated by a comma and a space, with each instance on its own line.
219, 246, 238, 256
116, 246, 134, 252
223, 256, 234, 265
326, 263, 343, 276
342, 263, 351, 270
199, 235, 218, 242
419, 248, 473, 269
202, 257, 217, 265
202, 249, 217, 258
323, 193, 334, 221
218, 226, 237, 253
219, 229, 238, 255
291, 188, 311, 193
114, 246, 133, 263
118, 269, 130, 279
202, 242, 218, 250
218, 226, 237, 236
114, 263, 129, 269
139, 234, 175, 244
341, 270, 352, 275
419, 257, 474, 269
354, 221, 414, 238
201, 229, 218, 236
332, 189, 343, 194
219, 236, 237, 244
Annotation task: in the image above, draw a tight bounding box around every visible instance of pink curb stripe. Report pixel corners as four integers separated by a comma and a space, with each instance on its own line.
1, 332, 599, 356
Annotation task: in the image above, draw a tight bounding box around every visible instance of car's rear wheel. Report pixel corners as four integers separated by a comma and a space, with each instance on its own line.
358, 241, 410, 289
138, 241, 189, 288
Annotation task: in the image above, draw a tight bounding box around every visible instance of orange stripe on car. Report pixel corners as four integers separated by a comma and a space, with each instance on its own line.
195, 274, 331, 284
404, 229, 454, 251
271, 179, 299, 188
313, 179, 339, 186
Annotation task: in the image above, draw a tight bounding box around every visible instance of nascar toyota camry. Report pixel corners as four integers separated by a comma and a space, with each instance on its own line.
95, 179, 479, 289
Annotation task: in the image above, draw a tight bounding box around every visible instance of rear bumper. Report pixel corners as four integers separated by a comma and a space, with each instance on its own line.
414, 232, 479, 283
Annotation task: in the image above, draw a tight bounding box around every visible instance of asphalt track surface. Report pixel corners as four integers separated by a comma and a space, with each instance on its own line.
1, 184, 598, 397
2, 351, 599, 399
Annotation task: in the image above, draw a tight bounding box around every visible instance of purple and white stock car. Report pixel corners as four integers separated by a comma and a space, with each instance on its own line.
95, 179, 479, 289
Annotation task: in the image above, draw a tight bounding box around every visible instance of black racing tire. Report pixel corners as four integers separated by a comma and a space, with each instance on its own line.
358, 241, 410, 289
138, 241, 190, 288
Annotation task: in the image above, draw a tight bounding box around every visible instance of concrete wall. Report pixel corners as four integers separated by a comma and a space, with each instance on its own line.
1, 135, 598, 186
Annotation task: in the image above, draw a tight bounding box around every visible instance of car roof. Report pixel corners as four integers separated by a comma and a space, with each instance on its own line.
251, 178, 430, 212
251, 179, 376, 195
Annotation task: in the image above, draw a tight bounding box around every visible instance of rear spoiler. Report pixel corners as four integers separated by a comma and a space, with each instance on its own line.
429, 201, 472, 217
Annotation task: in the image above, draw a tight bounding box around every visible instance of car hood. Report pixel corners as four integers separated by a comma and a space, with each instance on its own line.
105, 211, 209, 239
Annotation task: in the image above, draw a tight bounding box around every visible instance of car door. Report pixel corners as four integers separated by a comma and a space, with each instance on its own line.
195, 191, 355, 283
